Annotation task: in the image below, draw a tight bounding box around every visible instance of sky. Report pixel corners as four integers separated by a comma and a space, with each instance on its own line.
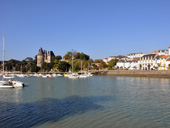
0, 0, 170, 61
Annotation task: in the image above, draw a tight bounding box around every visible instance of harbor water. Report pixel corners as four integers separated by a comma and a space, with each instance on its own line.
0, 76, 170, 128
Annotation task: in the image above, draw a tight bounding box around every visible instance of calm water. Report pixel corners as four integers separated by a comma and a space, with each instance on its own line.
0, 76, 170, 128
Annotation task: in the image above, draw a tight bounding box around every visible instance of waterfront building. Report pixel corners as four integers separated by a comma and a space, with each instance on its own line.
105, 46, 170, 70
116, 59, 139, 70
104, 55, 129, 64
37, 48, 55, 67
152, 49, 169, 55
159, 55, 170, 70
138, 54, 157, 70
127, 52, 143, 59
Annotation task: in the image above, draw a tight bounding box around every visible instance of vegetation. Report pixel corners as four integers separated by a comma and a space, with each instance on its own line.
108, 59, 118, 69
139, 64, 142, 70
57, 61, 70, 72
1, 49, 117, 73
148, 64, 151, 70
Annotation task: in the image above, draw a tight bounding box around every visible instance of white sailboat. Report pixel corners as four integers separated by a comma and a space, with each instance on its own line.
68, 52, 79, 79
0, 34, 24, 88
79, 61, 88, 78
3, 74, 15, 79
0, 34, 13, 88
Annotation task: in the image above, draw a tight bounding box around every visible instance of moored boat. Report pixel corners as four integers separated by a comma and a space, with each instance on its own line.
0, 83, 14, 89
11, 80, 24, 88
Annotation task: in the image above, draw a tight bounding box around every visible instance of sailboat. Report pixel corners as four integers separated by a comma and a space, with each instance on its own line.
0, 34, 24, 88
79, 61, 88, 78
0, 34, 13, 88
68, 54, 79, 79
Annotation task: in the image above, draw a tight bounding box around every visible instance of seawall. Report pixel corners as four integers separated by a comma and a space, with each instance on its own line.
104, 70, 170, 78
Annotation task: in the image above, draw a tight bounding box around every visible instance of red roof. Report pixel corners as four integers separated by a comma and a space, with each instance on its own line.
135, 52, 142, 55
161, 55, 170, 59
166, 58, 170, 61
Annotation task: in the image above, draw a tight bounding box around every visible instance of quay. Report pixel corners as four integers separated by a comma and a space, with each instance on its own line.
105, 70, 170, 78
2, 70, 170, 78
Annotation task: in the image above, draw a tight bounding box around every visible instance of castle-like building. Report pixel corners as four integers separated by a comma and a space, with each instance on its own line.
37, 48, 55, 67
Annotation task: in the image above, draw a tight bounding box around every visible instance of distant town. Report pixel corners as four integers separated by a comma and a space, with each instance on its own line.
104, 46, 170, 70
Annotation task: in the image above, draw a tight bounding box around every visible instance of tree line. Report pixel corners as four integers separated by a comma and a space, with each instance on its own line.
0, 50, 118, 73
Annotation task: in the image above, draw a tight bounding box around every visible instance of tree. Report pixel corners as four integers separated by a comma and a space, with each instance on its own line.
139, 64, 142, 70
88, 59, 93, 64
80, 52, 89, 60
64, 52, 72, 60
25, 57, 33, 63
55, 55, 62, 61
148, 64, 151, 70
99, 62, 107, 69
57, 61, 70, 72
108, 59, 118, 69
94, 59, 103, 63
74, 52, 81, 59
41, 62, 54, 72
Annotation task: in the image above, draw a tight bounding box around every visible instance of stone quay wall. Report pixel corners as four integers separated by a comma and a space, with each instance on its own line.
105, 70, 170, 78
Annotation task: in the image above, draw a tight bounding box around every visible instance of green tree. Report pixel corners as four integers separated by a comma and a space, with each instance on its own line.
99, 62, 107, 69
57, 61, 70, 72
108, 59, 118, 69
25, 57, 33, 64
94, 59, 103, 63
88, 59, 93, 64
139, 64, 142, 70
74, 52, 81, 59
55, 55, 62, 61
64, 52, 72, 60
148, 64, 151, 70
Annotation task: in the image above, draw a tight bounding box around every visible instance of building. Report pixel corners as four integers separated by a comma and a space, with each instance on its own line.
104, 55, 129, 64
127, 52, 143, 59
138, 54, 157, 70
103, 58, 109, 64
116, 59, 139, 70
152, 49, 169, 55
37, 48, 55, 67
159, 55, 170, 70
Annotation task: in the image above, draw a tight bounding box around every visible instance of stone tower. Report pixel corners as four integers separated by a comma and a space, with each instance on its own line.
47, 51, 55, 63
37, 48, 44, 67
44, 50, 48, 63
37, 48, 55, 67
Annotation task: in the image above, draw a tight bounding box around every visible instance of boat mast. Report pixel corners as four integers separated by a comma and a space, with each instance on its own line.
72, 55, 73, 73
81, 61, 82, 74
2, 34, 5, 77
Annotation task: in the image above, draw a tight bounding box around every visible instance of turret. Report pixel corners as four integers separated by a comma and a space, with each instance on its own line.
47, 51, 55, 63
37, 48, 44, 67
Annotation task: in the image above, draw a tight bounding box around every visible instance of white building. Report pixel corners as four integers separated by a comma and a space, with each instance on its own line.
116, 59, 139, 70
138, 54, 157, 70
127, 52, 143, 59
152, 49, 169, 56
103, 58, 109, 64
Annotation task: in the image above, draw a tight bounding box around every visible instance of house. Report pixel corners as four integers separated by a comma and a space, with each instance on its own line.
127, 52, 143, 59
152, 49, 169, 55
138, 54, 157, 70
116, 58, 139, 70
159, 55, 170, 70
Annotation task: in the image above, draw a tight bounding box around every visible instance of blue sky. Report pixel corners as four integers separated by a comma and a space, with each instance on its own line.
0, 0, 170, 61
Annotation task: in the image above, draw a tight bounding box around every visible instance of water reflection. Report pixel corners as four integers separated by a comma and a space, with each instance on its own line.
0, 96, 111, 128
